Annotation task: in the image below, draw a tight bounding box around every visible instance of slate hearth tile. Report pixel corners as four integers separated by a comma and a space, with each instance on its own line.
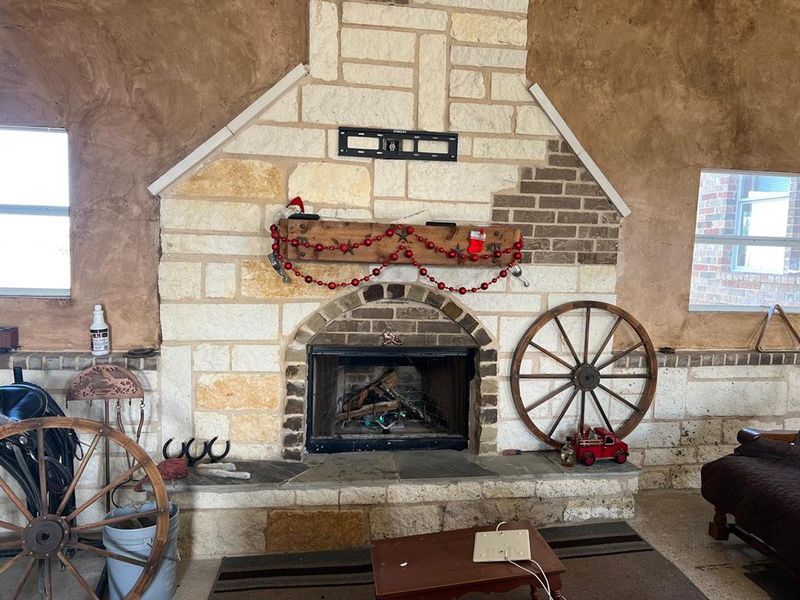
476, 452, 561, 477
395, 450, 495, 479
290, 452, 397, 484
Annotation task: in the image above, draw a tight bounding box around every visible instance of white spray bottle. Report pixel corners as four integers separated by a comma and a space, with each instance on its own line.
90, 304, 111, 356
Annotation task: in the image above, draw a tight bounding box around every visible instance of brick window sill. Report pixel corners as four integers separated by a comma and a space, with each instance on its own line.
0, 351, 158, 372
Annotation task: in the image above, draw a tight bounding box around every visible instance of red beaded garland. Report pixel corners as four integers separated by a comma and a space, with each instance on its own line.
269, 220, 525, 295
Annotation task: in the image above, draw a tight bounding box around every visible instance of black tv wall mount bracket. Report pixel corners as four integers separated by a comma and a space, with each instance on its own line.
338, 127, 458, 161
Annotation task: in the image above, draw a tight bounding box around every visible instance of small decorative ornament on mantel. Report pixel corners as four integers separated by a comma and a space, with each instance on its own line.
268, 203, 527, 295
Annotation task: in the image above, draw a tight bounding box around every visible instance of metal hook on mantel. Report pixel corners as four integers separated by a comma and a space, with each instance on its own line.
510, 264, 530, 288
268, 252, 289, 283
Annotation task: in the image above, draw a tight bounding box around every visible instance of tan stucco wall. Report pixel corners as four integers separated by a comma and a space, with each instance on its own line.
0, 0, 307, 350
527, 0, 800, 349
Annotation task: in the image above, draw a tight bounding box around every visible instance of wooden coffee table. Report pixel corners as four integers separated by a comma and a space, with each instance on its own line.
371, 521, 565, 599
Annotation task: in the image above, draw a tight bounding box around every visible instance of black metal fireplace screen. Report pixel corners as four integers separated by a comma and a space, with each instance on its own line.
306, 346, 475, 453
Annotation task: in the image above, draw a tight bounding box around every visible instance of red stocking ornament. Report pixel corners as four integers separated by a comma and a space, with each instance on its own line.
467, 228, 486, 253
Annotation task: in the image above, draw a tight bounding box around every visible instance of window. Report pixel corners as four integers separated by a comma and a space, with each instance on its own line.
0, 127, 70, 296
689, 169, 800, 312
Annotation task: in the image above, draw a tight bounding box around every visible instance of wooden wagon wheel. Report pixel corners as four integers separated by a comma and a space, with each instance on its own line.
510, 301, 657, 449
0, 417, 169, 600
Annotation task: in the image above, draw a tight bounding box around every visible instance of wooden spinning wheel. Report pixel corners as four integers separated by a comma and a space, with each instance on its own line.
0, 418, 169, 600
510, 301, 658, 449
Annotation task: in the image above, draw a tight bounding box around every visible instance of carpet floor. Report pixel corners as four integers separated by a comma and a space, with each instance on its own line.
209, 521, 707, 600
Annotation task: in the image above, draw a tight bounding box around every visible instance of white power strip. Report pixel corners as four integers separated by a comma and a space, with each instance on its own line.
472, 529, 532, 562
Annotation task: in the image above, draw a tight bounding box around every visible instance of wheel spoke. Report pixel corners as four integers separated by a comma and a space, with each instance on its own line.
519, 374, 572, 380
524, 381, 574, 412
529, 341, 575, 370
553, 315, 580, 365
591, 316, 622, 366
56, 433, 101, 516
12, 557, 36, 600
73, 541, 147, 568
36, 428, 47, 514
0, 536, 23, 550
0, 519, 23, 533
589, 390, 614, 432
601, 374, 650, 379
66, 460, 142, 522
596, 341, 644, 371
41, 557, 53, 600
0, 477, 34, 523
72, 508, 160, 534
583, 307, 591, 363
57, 551, 100, 600
579, 391, 586, 432
548, 388, 579, 438
597, 383, 644, 414
0, 550, 29, 576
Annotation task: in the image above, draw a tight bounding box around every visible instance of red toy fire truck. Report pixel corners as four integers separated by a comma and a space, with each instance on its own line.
569, 427, 629, 466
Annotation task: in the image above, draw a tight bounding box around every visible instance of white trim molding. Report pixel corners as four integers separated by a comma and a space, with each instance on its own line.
528, 83, 631, 218
147, 63, 309, 196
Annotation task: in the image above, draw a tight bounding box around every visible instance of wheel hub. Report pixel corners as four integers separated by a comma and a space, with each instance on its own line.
573, 363, 601, 391
24, 515, 70, 557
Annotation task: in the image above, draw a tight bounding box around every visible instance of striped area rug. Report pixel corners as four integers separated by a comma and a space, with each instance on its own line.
209, 521, 706, 600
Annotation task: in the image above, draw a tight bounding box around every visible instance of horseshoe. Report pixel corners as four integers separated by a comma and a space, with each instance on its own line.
184, 438, 209, 466
206, 437, 231, 463
162, 438, 188, 460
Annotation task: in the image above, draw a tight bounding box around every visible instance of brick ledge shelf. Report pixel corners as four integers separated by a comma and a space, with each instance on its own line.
0, 351, 158, 372
619, 349, 799, 369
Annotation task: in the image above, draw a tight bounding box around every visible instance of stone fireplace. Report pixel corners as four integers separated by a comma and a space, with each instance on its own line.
151, 0, 625, 465
282, 283, 497, 458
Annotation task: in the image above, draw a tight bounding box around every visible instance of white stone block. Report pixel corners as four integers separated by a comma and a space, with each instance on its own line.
578, 265, 617, 293
387, 481, 482, 503
205, 263, 237, 298
159, 262, 202, 300
195, 411, 230, 439
450, 103, 513, 133
161, 346, 193, 442
450, 13, 526, 47
340, 486, 388, 505
412, 0, 528, 13
259, 89, 299, 122
547, 293, 616, 308
685, 380, 787, 417
282, 302, 322, 335
563, 496, 635, 522
624, 422, 681, 449
458, 292, 541, 314
373, 199, 491, 223
458, 136, 472, 156
193, 344, 230, 372
516, 105, 560, 136
342, 2, 447, 30
449, 70, 485, 99
408, 161, 516, 203
309, 0, 339, 81
491, 72, 532, 102
340, 28, 416, 63
302, 84, 415, 129
451, 46, 527, 69
472, 138, 547, 161
225, 125, 326, 158
288, 162, 372, 208
523, 265, 579, 293
481, 480, 538, 499
161, 304, 280, 341
418, 34, 448, 131
162, 233, 268, 257
721, 418, 785, 444
689, 365, 784, 379
537, 478, 625, 499
680, 420, 723, 445
652, 368, 687, 419
374, 160, 406, 197
231, 345, 280, 372
342, 63, 414, 88
644, 447, 696, 466
499, 316, 539, 353
161, 198, 261, 233
316, 208, 373, 220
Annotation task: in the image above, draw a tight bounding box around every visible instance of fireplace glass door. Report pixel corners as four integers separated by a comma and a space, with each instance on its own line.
307, 346, 474, 453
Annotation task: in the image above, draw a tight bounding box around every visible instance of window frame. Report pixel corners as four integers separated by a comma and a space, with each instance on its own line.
0, 126, 71, 297
689, 168, 800, 314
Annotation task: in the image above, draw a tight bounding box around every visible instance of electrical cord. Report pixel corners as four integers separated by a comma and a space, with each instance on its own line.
495, 521, 568, 600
